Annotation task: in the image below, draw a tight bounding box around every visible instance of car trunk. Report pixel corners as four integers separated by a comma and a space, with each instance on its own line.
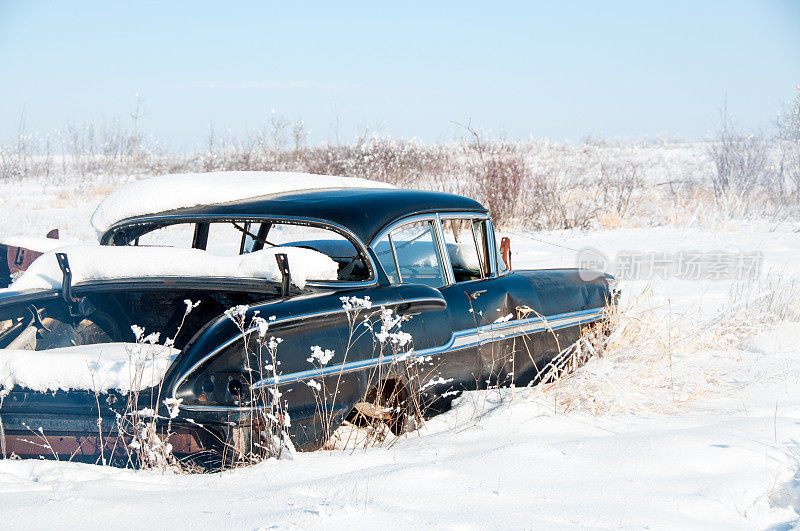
0, 278, 308, 460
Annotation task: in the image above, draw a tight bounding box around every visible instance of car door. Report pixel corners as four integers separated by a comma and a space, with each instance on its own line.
441, 216, 572, 390
371, 217, 481, 399
437, 216, 516, 388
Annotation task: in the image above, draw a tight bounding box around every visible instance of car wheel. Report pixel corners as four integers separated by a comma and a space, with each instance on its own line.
352, 378, 414, 436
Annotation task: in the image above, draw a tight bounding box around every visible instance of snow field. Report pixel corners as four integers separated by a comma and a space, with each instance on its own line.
0, 176, 799, 527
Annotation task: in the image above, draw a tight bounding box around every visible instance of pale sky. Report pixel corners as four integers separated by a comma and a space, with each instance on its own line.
1, 0, 799, 146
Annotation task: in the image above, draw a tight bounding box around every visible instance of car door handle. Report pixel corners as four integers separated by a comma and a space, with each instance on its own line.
468, 290, 486, 299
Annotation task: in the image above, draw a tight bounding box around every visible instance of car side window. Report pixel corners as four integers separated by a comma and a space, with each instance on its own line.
206, 222, 246, 255
392, 221, 446, 287
472, 219, 492, 277
133, 223, 195, 247
377, 220, 446, 287
373, 233, 400, 283
440, 218, 485, 282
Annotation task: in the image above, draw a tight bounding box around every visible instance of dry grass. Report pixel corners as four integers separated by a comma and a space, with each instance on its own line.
527, 274, 800, 418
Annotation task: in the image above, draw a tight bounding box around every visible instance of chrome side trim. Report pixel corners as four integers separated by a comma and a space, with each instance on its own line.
250, 306, 605, 388
179, 405, 268, 413
304, 279, 378, 289
170, 296, 446, 399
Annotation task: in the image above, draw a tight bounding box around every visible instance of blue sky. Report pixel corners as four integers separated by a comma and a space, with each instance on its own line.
0, 1, 798, 146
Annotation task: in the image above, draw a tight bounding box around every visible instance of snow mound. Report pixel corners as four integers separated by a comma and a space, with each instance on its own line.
3, 244, 338, 293
90, 171, 394, 237
0, 236, 76, 253
0, 343, 178, 394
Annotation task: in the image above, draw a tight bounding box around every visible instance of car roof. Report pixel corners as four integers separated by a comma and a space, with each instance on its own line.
109, 188, 487, 245
90, 172, 395, 237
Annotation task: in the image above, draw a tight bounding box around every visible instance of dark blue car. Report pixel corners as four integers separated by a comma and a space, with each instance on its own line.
0, 176, 615, 462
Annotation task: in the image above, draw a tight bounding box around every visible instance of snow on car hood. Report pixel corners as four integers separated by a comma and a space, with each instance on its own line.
90, 171, 394, 238
3, 244, 338, 293
0, 343, 178, 394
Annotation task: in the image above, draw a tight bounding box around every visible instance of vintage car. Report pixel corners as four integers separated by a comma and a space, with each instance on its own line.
0, 172, 615, 463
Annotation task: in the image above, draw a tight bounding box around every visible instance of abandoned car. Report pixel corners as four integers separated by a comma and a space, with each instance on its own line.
0, 172, 616, 462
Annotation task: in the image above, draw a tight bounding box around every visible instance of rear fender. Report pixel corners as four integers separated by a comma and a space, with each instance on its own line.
167, 284, 447, 450
512, 269, 612, 315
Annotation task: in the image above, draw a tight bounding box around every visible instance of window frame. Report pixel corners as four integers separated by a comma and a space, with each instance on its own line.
487, 218, 510, 277
438, 214, 495, 282
370, 212, 498, 287
377, 215, 449, 287
103, 214, 379, 287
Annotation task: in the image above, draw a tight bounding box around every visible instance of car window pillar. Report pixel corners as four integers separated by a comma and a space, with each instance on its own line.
486, 219, 499, 277
387, 233, 402, 282
192, 222, 209, 250
433, 214, 455, 286
469, 221, 487, 279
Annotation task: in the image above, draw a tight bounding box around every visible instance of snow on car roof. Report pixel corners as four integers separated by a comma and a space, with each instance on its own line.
90, 171, 394, 238
2, 244, 338, 293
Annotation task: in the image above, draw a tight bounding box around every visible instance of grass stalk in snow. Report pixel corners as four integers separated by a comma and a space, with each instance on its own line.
111, 300, 200, 471
219, 306, 293, 465
318, 299, 424, 452
0, 396, 5, 459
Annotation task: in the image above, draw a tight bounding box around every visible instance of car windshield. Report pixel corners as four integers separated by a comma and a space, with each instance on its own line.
107, 220, 371, 282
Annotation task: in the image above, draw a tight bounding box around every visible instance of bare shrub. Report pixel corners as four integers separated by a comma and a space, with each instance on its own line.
777, 87, 800, 203
3, 99, 799, 227
707, 110, 772, 197
115, 301, 202, 471
302, 145, 348, 176
306, 297, 424, 451
216, 305, 294, 464
477, 148, 528, 227
526, 166, 597, 230
597, 160, 645, 218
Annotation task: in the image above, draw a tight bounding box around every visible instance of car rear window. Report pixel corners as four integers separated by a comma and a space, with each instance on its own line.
114, 220, 371, 282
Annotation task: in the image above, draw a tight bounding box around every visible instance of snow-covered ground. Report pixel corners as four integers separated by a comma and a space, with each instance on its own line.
1, 178, 800, 528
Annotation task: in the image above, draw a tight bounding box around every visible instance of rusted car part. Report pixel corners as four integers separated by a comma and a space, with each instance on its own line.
500, 237, 512, 270
0, 230, 60, 288
1, 429, 207, 460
